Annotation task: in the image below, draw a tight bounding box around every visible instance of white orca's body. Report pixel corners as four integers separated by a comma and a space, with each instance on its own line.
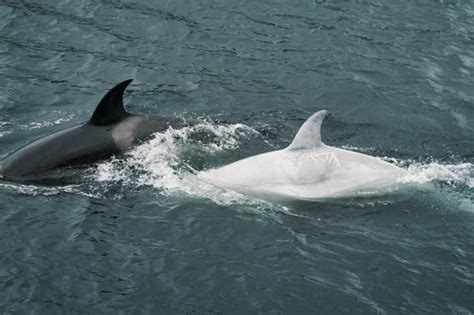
199, 110, 405, 200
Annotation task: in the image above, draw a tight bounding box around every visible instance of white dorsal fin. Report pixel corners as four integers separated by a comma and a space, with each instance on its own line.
286, 110, 328, 150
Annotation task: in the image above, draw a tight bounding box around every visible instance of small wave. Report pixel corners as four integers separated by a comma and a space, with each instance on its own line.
379, 157, 473, 188
0, 121, 11, 138
0, 181, 94, 198
379, 157, 473, 212
0, 131, 11, 138
94, 121, 274, 208
401, 162, 473, 188
17, 114, 76, 130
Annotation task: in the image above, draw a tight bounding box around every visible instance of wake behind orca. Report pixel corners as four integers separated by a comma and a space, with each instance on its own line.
0, 80, 191, 182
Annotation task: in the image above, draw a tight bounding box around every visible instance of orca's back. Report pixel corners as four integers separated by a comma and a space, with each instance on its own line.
0, 124, 117, 179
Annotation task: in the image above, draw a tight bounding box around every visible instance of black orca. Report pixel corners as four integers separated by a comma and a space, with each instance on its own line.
0, 79, 191, 181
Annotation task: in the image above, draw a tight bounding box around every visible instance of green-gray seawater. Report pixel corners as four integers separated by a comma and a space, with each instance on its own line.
1, 0, 473, 313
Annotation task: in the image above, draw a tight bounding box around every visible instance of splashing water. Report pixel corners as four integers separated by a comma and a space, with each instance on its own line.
378, 156, 473, 188
95, 121, 277, 207
402, 162, 473, 188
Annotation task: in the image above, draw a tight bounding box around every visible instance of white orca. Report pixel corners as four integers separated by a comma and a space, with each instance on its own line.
199, 110, 405, 200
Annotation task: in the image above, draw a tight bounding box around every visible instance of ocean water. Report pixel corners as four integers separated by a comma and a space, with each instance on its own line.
0, 0, 473, 313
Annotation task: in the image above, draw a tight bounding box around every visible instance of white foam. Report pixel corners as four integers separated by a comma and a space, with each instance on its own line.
378, 155, 473, 188
95, 121, 271, 207
400, 161, 472, 188
0, 181, 91, 197
18, 114, 75, 130
0, 121, 11, 138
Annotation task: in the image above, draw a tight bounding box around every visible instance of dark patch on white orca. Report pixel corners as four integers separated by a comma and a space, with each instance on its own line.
0, 79, 192, 182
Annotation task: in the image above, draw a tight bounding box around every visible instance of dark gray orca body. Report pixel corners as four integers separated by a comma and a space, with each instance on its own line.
1, 79, 190, 181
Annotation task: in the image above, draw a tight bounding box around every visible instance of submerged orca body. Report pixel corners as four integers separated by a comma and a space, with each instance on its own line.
1, 80, 189, 181
200, 110, 405, 200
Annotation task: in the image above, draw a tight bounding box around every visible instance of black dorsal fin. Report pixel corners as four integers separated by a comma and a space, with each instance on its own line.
89, 79, 133, 125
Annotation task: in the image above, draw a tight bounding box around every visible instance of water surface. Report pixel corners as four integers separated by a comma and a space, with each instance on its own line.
0, 0, 473, 313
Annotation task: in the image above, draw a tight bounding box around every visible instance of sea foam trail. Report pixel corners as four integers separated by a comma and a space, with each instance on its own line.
380, 157, 473, 188
95, 121, 272, 207
402, 162, 473, 188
